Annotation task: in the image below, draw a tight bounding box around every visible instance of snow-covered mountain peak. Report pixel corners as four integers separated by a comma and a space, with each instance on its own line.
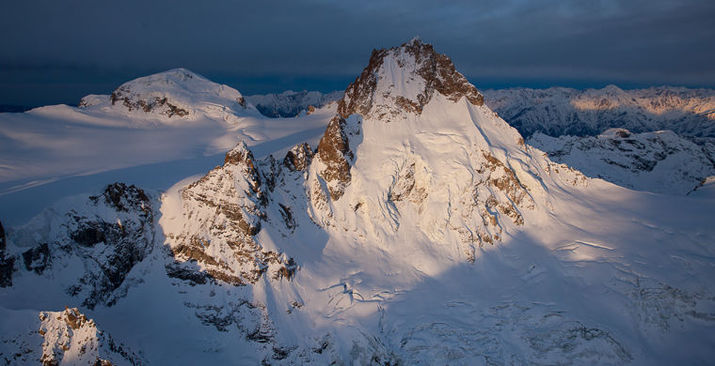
224, 140, 255, 166
161, 142, 296, 287
0, 306, 143, 365
79, 67, 255, 120
307, 40, 546, 261
314, 40, 498, 203
337, 38, 484, 120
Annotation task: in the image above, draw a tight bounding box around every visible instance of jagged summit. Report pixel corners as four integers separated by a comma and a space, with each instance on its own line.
315, 39, 491, 201
337, 38, 484, 120
79, 67, 254, 119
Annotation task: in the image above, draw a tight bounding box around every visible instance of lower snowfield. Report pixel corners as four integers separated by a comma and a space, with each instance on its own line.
0, 102, 334, 226
2, 142, 714, 365
155, 173, 715, 365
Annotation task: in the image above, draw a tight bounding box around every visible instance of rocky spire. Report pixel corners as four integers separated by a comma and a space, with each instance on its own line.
314, 38, 486, 201
337, 37, 484, 119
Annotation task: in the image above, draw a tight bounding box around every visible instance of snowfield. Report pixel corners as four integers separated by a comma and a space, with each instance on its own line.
1, 40, 714, 365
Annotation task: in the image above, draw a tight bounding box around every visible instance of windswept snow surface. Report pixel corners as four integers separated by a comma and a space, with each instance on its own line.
1, 43, 714, 365
0, 69, 334, 224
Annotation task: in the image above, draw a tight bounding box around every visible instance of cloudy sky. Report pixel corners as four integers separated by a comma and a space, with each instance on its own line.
1, 0, 714, 106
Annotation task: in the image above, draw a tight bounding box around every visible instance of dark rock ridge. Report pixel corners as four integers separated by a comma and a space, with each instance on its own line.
337, 38, 484, 120
110, 88, 189, 117
283, 143, 314, 172
316, 116, 354, 200
0, 220, 13, 287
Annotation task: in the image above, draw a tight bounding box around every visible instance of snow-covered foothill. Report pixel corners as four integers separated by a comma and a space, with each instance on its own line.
81, 68, 260, 122
529, 128, 715, 194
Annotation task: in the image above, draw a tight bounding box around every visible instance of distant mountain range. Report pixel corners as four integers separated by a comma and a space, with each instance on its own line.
249, 85, 715, 140
246, 90, 344, 118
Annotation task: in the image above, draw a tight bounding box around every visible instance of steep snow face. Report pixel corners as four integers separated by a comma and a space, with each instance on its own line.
307, 39, 552, 262
1, 183, 154, 309
530, 128, 715, 194
0, 307, 142, 365
484, 86, 715, 138
80, 68, 258, 121
247, 90, 343, 118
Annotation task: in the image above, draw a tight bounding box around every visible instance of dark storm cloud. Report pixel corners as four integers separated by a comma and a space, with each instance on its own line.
1, 0, 714, 105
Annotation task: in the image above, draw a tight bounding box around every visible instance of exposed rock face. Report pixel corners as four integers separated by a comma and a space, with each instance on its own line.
315, 117, 354, 200
3, 183, 155, 308
22, 243, 50, 275
110, 88, 189, 117
283, 143, 314, 171
337, 38, 484, 120
0, 307, 142, 365
166, 142, 297, 286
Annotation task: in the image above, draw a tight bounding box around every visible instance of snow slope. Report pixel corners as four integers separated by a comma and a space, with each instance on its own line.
1, 40, 714, 365
0, 69, 334, 222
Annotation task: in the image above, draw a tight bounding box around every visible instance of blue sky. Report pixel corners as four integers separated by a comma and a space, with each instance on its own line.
1, 0, 713, 106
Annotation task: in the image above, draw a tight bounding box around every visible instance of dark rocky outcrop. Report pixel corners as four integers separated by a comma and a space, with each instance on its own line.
167, 143, 297, 286
316, 117, 353, 200
3, 183, 155, 308
91, 182, 151, 213
283, 143, 314, 172
0, 220, 13, 287
72, 184, 155, 308
110, 89, 189, 117
22, 243, 51, 274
